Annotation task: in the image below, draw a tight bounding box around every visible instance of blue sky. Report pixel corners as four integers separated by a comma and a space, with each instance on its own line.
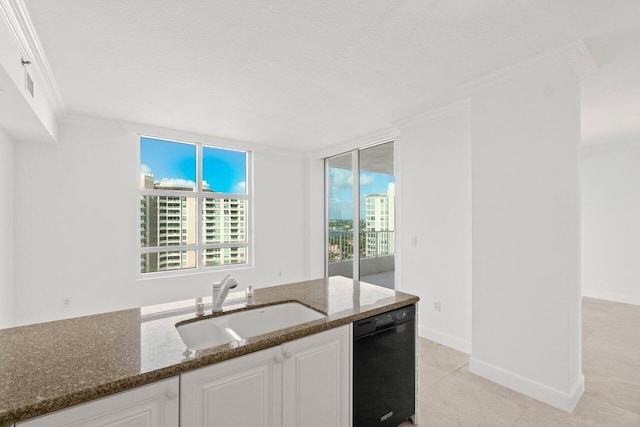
328, 167, 394, 220
140, 137, 246, 194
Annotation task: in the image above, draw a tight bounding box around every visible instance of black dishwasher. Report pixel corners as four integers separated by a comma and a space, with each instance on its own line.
353, 305, 416, 427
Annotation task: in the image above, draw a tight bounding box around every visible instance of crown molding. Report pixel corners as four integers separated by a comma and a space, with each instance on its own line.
308, 98, 472, 160
459, 40, 597, 94
0, 0, 65, 116
308, 126, 400, 160
118, 119, 307, 159
392, 98, 470, 128
581, 138, 640, 155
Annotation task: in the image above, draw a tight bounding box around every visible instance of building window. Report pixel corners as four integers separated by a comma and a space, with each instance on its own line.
139, 136, 251, 275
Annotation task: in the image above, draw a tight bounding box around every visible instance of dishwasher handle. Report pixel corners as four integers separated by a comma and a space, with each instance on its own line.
353, 305, 415, 339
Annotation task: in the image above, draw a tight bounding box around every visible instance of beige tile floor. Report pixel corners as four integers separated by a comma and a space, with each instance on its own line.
399, 298, 640, 426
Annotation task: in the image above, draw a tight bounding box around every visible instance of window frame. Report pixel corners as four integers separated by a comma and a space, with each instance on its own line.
138, 135, 253, 277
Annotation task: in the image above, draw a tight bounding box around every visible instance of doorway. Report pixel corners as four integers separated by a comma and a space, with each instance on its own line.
325, 141, 395, 288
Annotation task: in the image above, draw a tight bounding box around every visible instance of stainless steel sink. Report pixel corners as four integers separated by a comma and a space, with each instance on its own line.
176, 303, 325, 350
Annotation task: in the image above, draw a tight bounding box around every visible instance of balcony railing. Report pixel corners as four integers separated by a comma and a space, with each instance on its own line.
328, 230, 395, 262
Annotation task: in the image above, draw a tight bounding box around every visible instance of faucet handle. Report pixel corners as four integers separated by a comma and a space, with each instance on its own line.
213, 273, 233, 289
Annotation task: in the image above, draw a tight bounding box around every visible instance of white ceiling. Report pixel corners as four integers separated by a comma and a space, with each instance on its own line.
23, 0, 640, 152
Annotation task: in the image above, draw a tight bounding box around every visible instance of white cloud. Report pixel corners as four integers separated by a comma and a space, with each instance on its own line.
330, 168, 353, 191
140, 164, 152, 176
234, 181, 246, 194
156, 178, 196, 190
328, 196, 353, 220
330, 169, 375, 191
359, 173, 374, 186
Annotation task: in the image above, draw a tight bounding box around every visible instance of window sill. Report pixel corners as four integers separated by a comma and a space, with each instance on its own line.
136, 263, 253, 282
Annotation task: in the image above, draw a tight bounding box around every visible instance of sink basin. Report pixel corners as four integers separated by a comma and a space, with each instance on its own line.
226, 302, 325, 337
176, 303, 325, 350
176, 317, 236, 350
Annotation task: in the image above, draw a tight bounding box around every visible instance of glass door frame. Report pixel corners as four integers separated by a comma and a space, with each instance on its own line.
324, 139, 395, 280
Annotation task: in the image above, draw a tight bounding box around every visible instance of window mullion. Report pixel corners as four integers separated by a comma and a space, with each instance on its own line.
196, 145, 202, 270
141, 189, 198, 198
352, 149, 360, 281
140, 245, 198, 254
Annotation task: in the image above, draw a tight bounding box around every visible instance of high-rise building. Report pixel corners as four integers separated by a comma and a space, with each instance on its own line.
140, 174, 247, 273
140, 174, 197, 272
201, 197, 246, 267
364, 183, 395, 257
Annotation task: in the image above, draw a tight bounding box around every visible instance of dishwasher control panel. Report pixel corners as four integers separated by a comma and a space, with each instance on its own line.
353, 305, 415, 338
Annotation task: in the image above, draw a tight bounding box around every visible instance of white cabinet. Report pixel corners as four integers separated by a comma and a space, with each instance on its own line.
15, 326, 350, 427
17, 377, 179, 427
282, 326, 350, 427
180, 325, 351, 427
180, 346, 283, 427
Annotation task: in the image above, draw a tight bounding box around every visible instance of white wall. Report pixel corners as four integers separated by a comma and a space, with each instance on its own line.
0, 128, 14, 328
12, 115, 308, 326
469, 60, 583, 412
581, 141, 640, 305
395, 109, 472, 353
304, 113, 473, 354
305, 157, 326, 280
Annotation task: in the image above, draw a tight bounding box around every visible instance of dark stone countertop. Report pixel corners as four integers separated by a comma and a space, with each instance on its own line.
0, 276, 418, 424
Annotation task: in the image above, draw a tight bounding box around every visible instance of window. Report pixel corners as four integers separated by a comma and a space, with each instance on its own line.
139, 136, 251, 275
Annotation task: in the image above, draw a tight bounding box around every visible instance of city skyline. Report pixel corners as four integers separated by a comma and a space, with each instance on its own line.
140, 177, 247, 273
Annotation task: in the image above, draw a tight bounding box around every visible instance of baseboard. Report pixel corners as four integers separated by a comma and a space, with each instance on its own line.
582, 289, 640, 307
469, 357, 585, 413
418, 324, 472, 354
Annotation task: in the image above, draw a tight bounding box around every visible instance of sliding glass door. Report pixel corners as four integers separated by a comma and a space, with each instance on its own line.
359, 142, 395, 288
326, 152, 355, 279
326, 141, 395, 289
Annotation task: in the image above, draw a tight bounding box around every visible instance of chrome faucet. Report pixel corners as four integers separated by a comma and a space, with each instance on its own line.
212, 273, 238, 312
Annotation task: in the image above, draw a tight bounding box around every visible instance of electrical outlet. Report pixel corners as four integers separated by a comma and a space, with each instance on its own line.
64, 297, 70, 307
411, 236, 418, 246
434, 301, 441, 312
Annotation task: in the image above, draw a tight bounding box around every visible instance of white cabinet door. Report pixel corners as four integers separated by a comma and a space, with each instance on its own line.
17, 377, 179, 427
180, 346, 283, 427
282, 325, 350, 427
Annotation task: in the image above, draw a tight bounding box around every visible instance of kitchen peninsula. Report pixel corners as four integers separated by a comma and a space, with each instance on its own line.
0, 276, 418, 426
